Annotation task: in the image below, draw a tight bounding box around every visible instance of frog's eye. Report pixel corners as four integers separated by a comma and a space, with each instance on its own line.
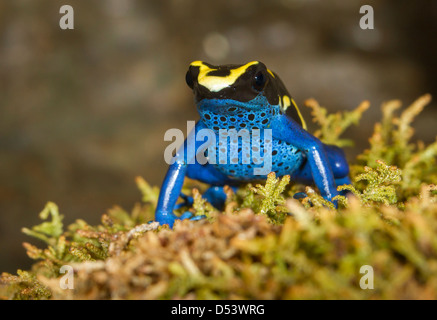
253, 71, 267, 92
185, 70, 195, 89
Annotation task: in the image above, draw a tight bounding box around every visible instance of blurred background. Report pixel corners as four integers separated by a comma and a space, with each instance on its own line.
0, 0, 436, 272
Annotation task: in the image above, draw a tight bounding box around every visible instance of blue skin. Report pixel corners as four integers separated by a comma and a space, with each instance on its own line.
155, 65, 351, 227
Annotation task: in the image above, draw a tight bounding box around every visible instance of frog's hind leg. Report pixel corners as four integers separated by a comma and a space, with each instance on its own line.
174, 192, 194, 210
186, 162, 236, 210
322, 144, 352, 196
324, 144, 350, 181
175, 185, 233, 211
332, 175, 352, 197
175, 185, 235, 222
334, 176, 352, 187
203, 185, 238, 210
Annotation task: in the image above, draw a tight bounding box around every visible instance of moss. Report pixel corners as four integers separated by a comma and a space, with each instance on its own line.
335, 160, 403, 207
354, 94, 437, 200
1, 95, 436, 300
304, 98, 370, 147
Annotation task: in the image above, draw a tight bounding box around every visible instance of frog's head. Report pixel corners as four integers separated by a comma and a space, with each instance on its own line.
185, 60, 306, 131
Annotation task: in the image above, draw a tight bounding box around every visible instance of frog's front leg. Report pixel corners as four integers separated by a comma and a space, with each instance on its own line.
155, 121, 208, 227
271, 116, 340, 203
155, 162, 188, 227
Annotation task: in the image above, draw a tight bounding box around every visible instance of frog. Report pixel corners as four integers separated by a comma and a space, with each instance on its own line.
155, 61, 351, 227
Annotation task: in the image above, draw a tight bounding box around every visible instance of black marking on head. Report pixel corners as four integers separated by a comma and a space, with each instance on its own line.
188, 61, 279, 105
207, 68, 232, 77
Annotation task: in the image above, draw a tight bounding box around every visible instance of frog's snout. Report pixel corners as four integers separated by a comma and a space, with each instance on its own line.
186, 64, 208, 101
185, 65, 198, 90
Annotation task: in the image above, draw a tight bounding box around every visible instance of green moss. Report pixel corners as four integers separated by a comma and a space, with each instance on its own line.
335, 160, 403, 207
355, 94, 437, 200
239, 172, 291, 224
1, 95, 436, 300
304, 98, 370, 147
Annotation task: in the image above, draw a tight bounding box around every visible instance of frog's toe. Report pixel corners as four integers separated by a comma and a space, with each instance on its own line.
155, 212, 180, 228
156, 211, 206, 228
293, 192, 314, 207
174, 194, 194, 210
293, 192, 308, 199
179, 211, 194, 220
189, 214, 206, 221
179, 211, 206, 222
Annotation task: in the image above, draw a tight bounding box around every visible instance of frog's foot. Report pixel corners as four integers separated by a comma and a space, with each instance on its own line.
179, 211, 206, 221
292, 192, 314, 207
335, 176, 353, 197
174, 193, 194, 210
203, 185, 237, 210
155, 211, 206, 228
293, 192, 308, 200
175, 185, 232, 210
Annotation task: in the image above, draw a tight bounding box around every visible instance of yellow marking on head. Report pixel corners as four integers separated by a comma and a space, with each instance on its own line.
190, 61, 259, 92
291, 98, 307, 130
267, 69, 275, 78
282, 95, 291, 110
282, 95, 307, 130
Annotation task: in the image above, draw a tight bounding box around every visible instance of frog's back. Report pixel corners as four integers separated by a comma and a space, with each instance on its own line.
209, 137, 305, 181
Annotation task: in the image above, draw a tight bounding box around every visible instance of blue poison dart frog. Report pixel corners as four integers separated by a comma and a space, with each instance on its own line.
155, 61, 351, 227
